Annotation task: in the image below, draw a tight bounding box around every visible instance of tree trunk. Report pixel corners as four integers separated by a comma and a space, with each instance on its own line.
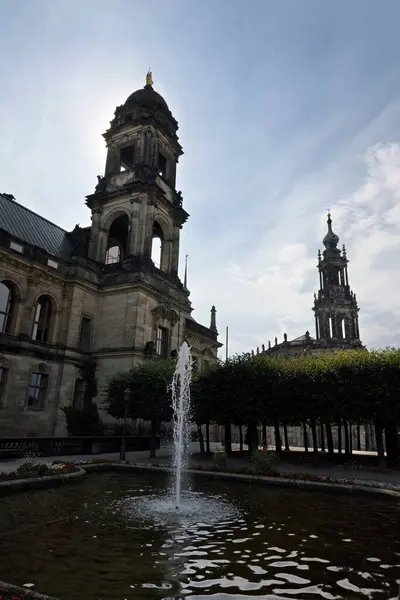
375, 421, 386, 471
247, 420, 258, 455
206, 421, 210, 454
344, 420, 350, 457
311, 419, 318, 453
239, 425, 243, 452
325, 422, 334, 458
197, 423, 205, 454
149, 418, 158, 458
337, 422, 342, 454
320, 423, 325, 452
303, 422, 309, 453
364, 424, 370, 451
283, 423, 290, 451
224, 422, 232, 454
385, 423, 399, 467
262, 418, 267, 448
357, 423, 361, 451
274, 416, 282, 453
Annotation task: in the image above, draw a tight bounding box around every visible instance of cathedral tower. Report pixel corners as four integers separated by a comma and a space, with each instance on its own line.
86, 70, 187, 275
313, 213, 361, 346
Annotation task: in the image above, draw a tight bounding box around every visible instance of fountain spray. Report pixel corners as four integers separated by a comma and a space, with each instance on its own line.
171, 341, 193, 509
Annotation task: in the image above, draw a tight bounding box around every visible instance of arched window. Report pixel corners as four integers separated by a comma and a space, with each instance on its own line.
151, 222, 164, 269
105, 238, 122, 265
32, 296, 52, 343
0, 281, 15, 333
105, 214, 129, 265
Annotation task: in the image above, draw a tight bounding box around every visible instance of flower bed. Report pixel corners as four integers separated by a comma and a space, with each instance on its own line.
0, 461, 77, 483
0, 581, 59, 600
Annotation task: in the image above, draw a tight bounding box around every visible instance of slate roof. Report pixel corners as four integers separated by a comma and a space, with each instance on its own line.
0, 193, 73, 260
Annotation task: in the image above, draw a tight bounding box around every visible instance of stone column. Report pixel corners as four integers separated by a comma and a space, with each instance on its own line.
142, 198, 155, 257
128, 199, 140, 255
88, 209, 102, 261
19, 277, 38, 337
105, 144, 120, 175
170, 226, 180, 276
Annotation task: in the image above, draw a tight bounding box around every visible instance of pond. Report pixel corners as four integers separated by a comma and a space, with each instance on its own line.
0, 472, 399, 600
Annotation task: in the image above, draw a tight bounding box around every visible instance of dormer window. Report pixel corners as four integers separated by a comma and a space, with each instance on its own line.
158, 151, 167, 179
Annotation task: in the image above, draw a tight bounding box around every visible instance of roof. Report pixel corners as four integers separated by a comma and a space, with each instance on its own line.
0, 193, 73, 260
125, 84, 170, 112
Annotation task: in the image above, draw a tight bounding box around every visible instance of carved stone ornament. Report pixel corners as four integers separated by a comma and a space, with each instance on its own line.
152, 304, 179, 326
0, 353, 8, 365
38, 362, 49, 373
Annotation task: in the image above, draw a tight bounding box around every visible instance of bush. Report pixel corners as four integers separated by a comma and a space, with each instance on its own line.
63, 403, 103, 436
251, 449, 279, 473
213, 447, 228, 468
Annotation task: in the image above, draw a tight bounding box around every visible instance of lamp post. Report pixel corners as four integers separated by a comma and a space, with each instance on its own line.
120, 388, 131, 462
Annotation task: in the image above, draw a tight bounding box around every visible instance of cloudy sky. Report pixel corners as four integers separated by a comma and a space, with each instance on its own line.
1, 0, 400, 356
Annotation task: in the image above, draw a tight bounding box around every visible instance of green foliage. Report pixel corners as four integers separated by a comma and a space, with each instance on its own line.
63, 360, 102, 436
63, 403, 103, 436
192, 347, 400, 429
105, 359, 176, 421
251, 450, 279, 473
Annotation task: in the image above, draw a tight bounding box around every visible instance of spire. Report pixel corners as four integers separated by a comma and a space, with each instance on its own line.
183, 254, 188, 289
145, 69, 153, 87
210, 305, 217, 333
322, 211, 339, 250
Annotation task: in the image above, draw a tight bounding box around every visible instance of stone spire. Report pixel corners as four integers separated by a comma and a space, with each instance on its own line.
312, 212, 361, 346
210, 305, 218, 333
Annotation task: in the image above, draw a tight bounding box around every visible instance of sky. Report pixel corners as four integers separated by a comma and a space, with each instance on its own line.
1, 0, 400, 356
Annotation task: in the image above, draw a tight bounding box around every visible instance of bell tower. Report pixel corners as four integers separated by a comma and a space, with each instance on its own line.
312, 213, 361, 346
86, 70, 188, 277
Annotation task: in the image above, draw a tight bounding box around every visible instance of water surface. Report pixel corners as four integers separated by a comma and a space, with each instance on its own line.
0, 472, 399, 600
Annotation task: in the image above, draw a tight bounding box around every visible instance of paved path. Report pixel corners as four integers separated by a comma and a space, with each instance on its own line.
1, 441, 399, 488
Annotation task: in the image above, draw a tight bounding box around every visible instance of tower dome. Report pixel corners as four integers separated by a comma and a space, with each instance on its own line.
124, 70, 171, 115
323, 213, 339, 249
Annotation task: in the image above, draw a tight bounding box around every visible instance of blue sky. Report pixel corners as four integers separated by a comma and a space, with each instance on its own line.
1, 0, 400, 355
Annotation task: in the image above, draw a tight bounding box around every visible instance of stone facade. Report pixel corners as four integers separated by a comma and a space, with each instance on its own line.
0, 72, 221, 436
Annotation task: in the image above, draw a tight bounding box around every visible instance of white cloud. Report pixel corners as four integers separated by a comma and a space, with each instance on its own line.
188, 142, 400, 355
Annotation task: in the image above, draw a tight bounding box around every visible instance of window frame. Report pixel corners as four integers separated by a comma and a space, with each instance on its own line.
156, 326, 169, 358
26, 372, 48, 410
32, 296, 52, 343
79, 316, 93, 351
0, 282, 13, 334
0, 367, 8, 407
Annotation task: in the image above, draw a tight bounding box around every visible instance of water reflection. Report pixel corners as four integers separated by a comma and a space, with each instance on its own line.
0, 472, 398, 600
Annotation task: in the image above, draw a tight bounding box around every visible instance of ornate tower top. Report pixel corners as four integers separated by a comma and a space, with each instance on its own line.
322, 212, 340, 251
312, 213, 362, 347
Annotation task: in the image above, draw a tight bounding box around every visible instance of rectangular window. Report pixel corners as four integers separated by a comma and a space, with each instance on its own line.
0, 367, 8, 407
47, 259, 58, 269
79, 317, 92, 351
72, 378, 85, 410
9, 241, 23, 253
156, 326, 168, 357
26, 372, 48, 409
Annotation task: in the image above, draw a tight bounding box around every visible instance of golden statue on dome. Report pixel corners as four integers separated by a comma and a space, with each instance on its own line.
146, 69, 153, 86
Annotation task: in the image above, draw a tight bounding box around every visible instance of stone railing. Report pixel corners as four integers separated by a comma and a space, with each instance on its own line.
0, 436, 159, 459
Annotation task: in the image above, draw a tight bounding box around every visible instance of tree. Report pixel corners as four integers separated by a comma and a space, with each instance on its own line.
63, 360, 103, 436
105, 359, 176, 457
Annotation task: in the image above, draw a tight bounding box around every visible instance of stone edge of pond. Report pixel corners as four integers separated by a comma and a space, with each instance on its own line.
82, 462, 400, 500
0, 580, 60, 599
0, 468, 86, 497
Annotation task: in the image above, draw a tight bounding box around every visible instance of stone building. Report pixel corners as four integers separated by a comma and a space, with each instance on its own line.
0, 71, 221, 437
261, 213, 364, 357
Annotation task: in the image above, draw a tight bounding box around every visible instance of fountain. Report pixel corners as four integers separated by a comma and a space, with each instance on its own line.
170, 341, 192, 509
